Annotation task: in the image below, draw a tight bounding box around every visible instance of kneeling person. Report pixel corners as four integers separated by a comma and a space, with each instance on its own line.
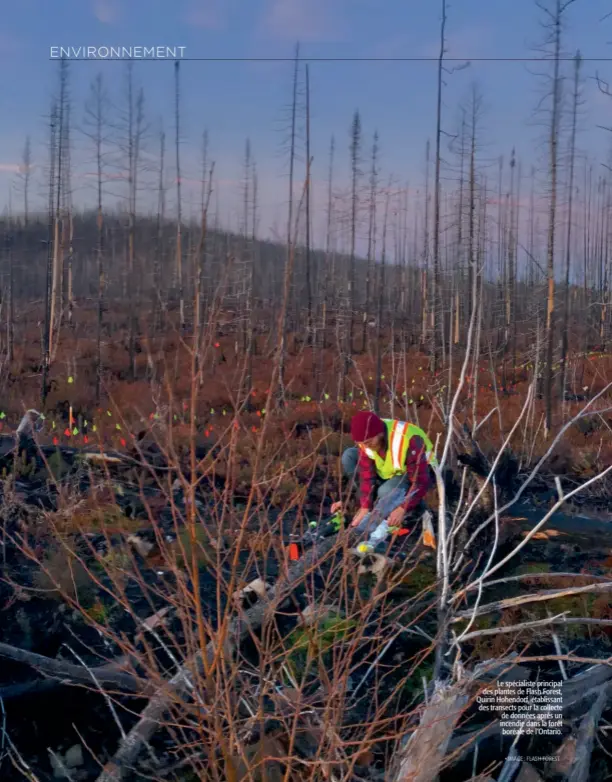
332, 411, 437, 533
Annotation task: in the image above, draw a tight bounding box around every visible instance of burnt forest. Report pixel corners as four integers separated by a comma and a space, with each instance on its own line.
2, 1, 612, 780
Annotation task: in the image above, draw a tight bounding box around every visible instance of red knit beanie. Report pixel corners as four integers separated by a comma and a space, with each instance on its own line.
351, 411, 385, 443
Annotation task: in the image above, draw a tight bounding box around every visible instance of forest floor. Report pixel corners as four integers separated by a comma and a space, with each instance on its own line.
2, 446, 612, 781
3, 305, 612, 482
1, 310, 612, 780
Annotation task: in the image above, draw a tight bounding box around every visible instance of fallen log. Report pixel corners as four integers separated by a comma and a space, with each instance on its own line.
565, 687, 609, 782
391, 681, 469, 782
0, 679, 69, 700
499, 505, 612, 550
81, 452, 124, 465
95, 532, 345, 782
389, 656, 528, 782
454, 582, 612, 622
0, 642, 149, 694
389, 659, 528, 781
447, 663, 612, 763
0, 607, 173, 699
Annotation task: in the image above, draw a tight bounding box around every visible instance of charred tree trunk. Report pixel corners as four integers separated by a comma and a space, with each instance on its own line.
126, 69, 144, 380
304, 63, 313, 346
49, 58, 68, 359
345, 109, 362, 387
42, 100, 57, 406
153, 130, 165, 333
83, 75, 108, 407
561, 51, 581, 397
5, 198, 14, 363
245, 161, 257, 403
421, 140, 431, 350
20, 136, 31, 229
318, 135, 335, 387
174, 60, 185, 332
543, 0, 573, 434
374, 181, 392, 414
277, 43, 300, 407
431, 0, 447, 371
362, 131, 379, 353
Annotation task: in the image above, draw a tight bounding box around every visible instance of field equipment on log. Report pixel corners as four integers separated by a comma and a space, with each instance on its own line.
286, 486, 437, 560
286, 511, 346, 560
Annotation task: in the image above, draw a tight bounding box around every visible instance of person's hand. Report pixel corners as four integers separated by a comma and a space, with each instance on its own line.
351, 507, 370, 528
389, 506, 407, 529
330, 501, 343, 515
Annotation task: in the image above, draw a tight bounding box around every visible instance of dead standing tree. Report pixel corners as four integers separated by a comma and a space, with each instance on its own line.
49, 57, 69, 362
591, 63, 612, 354
193, 142, 214, 388
245, 150, 258, 403
240, 138, 252, 361
451, 108, 466, 347
120, 62, 147, 379
561, 50, 582, 400
505, 148, 516, 353
317, 134, 335, 393
467, 87, 481, 344
11, 136, 32, 358
196, 142, 215, 385
304, 63, 313, 345
153, 127, 166, 333
538, 0, 577, 436
16, 136, 32, 229
362, 130, 379, 353
174, 59, 185, 333
62, 104, 75, 330
340, 109, 362, 401
374, 176, 392, 413
41, 99, 57, 406
429, 0, 470, 369
347, 110, 362, 360
277, 42, 300, 407
4, 187, 14, 362
421, 139, 431, 350
431, 0, 447, 372
83, 73, 111, 406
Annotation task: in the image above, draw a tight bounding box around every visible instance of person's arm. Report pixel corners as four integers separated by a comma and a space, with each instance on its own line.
358, 448, 376, 510
403, 435, 431, 513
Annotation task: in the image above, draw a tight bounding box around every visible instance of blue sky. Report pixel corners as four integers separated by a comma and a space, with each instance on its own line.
1, 0, 612, 246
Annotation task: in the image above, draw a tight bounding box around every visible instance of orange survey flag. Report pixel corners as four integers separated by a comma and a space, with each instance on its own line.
422, 512, 436, 550
288, 543, 300, 561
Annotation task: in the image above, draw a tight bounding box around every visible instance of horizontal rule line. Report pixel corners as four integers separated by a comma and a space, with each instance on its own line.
48, 56, 611, 62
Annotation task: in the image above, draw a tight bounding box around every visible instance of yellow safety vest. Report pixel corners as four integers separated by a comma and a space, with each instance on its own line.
362, 418, 437, 481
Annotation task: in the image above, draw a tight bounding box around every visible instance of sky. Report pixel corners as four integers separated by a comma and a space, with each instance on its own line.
1, 0, 612, 249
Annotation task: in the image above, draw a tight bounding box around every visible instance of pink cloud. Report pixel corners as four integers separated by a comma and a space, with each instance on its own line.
260, 0, 344, 42
92, 0, 120, 24
0, 164, 20, 174
184, 0, 224, 29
